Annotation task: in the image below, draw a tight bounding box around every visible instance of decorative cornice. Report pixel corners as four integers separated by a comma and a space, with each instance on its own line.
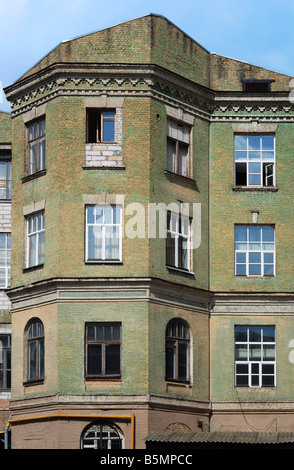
5, 63, 294, 119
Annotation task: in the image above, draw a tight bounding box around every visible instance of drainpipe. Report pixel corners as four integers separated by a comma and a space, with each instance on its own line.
4, 415, 11, 449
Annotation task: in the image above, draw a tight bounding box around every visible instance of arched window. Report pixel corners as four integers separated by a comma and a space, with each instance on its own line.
81, 422, 124, 449
166, 319, 190, 382
26, 319, 44, 381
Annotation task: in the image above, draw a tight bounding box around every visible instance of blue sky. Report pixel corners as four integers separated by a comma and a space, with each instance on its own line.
1, 0, 294, 112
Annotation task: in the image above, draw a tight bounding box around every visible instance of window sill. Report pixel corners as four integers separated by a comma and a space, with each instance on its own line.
85, 377, 121, 382
166, 265, 194, 276
166, 379, 191, 387
22, 169, 46, 183
164, 171, 196, 186
233, 186, 278, 192
23, 264, 44, 274
85, 261, 122, 265
235, 275, 275, 278
23, 378, 44, 387
82, 165, 125, 171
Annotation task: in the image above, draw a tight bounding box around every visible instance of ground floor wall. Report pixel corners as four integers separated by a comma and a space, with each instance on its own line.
8, 395, 211, 449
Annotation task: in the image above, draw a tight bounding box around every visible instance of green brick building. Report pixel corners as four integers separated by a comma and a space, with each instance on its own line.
1, 14, 294, 449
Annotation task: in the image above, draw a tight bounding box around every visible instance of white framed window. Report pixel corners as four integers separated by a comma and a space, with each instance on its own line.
85, 205, 122, 262
166, 211, 191, 272
234, 134, 275, 187
235, 326, 276, 388
235, 225, 275, 277
0, 155, 11, 199
167, 119, 191, 177
26, 212, 45, 268
27, 118, 46, 175
81, 422, 124, 449
0, 233, 11, 288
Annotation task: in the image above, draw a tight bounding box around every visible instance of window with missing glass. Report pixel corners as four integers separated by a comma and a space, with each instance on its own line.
27, 118, 46, 175
166, 319, 190, 382
86, 109, 116, 143
235, 326, 275, 387
0, 334, 11, 390
85, 323, 121, 378
234, 135, 275, 187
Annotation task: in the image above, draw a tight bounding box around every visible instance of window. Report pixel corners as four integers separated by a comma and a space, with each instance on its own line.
235, 326, 275, 387
166, 211, 191, 271
0, 154, 11, 199
26, 212, 45, 268
166, 319, 190, 382
86, 109, 115, 143
0, 334, 11, 390
242, 80, 273, 93
167, 119, 191, 177
235, 225, 275, 277
85, 205, 122, 262
234, 135, 275, 187
81, 422, 123, 449
26, 319, 44, 381
27, 118, 46, 175
0, 233, 11, 288
85, 323, 121, 378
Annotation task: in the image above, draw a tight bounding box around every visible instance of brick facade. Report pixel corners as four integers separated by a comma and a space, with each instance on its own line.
2, 14, 294, 448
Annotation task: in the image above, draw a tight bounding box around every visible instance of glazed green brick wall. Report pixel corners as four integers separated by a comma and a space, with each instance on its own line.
57, 301, 149, 395
21, 15, 210, 89
148, 303, 210, 402
150, 16, 210, 87
209, 121, 294, 292
11, 95, 154, 287
0, 112, 11, 142
11, 92, 210, 291
149, 99, 210, 291
210, 315, 294, 402
210, 54, 292, 91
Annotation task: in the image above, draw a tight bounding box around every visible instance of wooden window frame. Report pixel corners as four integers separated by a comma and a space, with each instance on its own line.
85, 323, 121, 379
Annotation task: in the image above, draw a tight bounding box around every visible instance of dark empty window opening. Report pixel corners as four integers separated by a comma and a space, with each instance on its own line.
242, 80, 274, 93
86, 109, 115, 143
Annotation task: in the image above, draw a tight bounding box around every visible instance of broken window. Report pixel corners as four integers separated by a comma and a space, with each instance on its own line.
86, 109, 115, 143
242, 80, 273, 93
234, 135, 275, 187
